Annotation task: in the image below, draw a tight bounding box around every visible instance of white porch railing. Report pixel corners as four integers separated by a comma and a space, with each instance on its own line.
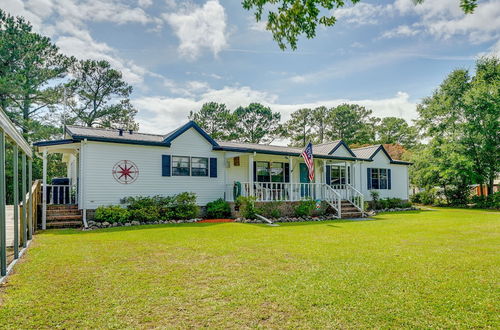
44, 184, 76, 205
330, 183, 364, 212
226, 182, 343, 217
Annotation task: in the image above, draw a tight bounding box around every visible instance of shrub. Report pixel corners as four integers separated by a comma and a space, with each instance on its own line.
294, 199, 316, 217
128, 206, 160, 222
172, 192, 199, 219
420, 190, 436, 205
236, 196, 257, 219
257, 201, 282, 218
94, 205, 129, 223
471, 192, 500, 209
410, 192, 422, 204
206, 198, 231, 219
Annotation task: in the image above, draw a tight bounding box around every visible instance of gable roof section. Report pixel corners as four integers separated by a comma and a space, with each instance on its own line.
351, 145, 381, 159
351, 144, 412, 165
163, 121, 219, 147
328, 141, 357, 157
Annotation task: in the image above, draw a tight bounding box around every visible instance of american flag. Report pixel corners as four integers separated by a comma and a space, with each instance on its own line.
300, 142, 314, 181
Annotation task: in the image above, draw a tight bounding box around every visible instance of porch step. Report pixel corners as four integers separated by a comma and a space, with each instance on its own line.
341, 212, 364, 219
44, 204, 83, 228
46, 221, 83, 228
47, 209, 81, 216
47, 204, 78, 210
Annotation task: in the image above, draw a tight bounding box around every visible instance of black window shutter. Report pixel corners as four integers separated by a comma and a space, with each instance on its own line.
284, 162, 290, 182
162, 155, 171, 177
367, 168, 372, 190
253, 161, 257, 182
325, 165, 331, 185
388, 169, 392, 189
210, 157, 217, 178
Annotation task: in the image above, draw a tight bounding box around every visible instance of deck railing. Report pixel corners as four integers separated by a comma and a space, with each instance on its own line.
1, 106, 33, 278
43, 184, 76, 205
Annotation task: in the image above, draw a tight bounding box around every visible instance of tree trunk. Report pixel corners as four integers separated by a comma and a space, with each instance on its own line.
488, 173, 494, 196
22, 95, 30, 134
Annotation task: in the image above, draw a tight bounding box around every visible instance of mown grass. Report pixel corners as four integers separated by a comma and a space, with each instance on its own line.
0, 208, 498, 328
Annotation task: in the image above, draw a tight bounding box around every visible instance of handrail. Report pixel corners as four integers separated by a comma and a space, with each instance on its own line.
345, 183, 364, 212
20, 180, 41, 236
323, 184, 342, 218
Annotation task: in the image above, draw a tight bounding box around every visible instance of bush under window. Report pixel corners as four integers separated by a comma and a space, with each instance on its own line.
205, 198, 231, 219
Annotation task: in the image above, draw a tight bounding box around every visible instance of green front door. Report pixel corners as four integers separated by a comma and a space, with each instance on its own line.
300, 163, 310, 197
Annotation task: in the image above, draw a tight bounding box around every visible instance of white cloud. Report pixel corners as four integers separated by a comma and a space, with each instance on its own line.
382, 0, 500, 43
138, 0, 153, 8
133, 86, 417, 142
4, 0, 167, 86
163, 0, 228, 60
380, 25, 420, 39
333, 2, 396, 25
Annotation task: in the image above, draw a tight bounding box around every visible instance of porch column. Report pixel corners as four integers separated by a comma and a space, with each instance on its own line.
12, 145, 19, 259
0, 129, 6, 276
21, 154, 27, 248
28, 159, 33, 240
42, 149, 47, 230
248, 154, 254, 196
289, 157, 293, 201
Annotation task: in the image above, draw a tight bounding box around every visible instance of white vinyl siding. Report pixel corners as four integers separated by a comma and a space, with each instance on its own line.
81, 127, 224, 208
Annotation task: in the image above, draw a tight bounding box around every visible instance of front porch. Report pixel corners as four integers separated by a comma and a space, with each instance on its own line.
223, 153, 364, 217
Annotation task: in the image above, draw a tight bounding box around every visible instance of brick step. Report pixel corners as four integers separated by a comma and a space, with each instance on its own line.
46, 204, 78, 210
341, 212, 364, 219
47, 215, 83, 222
46, 221, 82, 228
342, 207, 361, 213
46, 209, 81, 216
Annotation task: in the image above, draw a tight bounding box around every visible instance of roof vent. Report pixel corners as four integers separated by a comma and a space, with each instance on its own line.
118, 129, 123, 136
129, 130, 133, 135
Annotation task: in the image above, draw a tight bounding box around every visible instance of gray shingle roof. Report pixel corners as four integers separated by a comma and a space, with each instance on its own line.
351, 145, 382, 159
60, 125, 401, 162
217, 140, 346, 157
66, 126, 165, 143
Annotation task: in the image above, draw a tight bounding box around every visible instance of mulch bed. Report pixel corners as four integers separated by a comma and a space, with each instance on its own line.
197, 219, 235, 223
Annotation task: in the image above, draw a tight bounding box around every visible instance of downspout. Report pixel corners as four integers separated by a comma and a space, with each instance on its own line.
80, 139, 88, 228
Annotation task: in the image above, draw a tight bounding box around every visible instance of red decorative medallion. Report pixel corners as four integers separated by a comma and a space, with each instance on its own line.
112, 160, 139, 184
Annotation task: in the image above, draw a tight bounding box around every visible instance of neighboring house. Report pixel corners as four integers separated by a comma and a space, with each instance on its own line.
34, 121, 411, 226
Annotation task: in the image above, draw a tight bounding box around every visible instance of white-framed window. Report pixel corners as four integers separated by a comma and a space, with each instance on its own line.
172, 156, 190, 176
191, 157, 208, 177
370, 168, 389, 189
256, 161, 286, 182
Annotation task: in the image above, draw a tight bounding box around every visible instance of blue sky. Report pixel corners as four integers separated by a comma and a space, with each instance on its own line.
4, 0, 500, 136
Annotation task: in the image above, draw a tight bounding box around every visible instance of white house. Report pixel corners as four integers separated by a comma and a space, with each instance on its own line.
34, 121, 411, 226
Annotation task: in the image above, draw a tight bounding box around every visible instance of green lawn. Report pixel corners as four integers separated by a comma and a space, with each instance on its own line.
0, 208, 499, 328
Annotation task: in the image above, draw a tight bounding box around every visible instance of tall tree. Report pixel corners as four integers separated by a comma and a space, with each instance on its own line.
462, 57, 500, 195
243, 0, 478, 50
326, 103, 376, 145
234, 103, 281, 143
312, 106, 328, 143
283, 108, 314, 147
189, 102, 236, 140
65, 60, 138, 129
376, 117, 418, 148
0, 9, 72, 136
415, 56, 499, 196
